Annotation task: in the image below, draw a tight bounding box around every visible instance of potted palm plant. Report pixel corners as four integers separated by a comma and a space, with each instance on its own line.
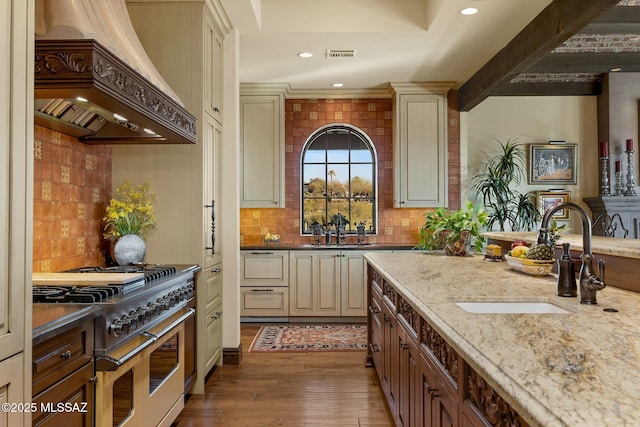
416, 201, 488, 255
470, 139, 539, 231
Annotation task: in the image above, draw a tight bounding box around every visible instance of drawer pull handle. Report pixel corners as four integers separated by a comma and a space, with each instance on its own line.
212, 311, 223, 319
60, 350, 72, 360
369, 306, 380, 314
250, 289, 274, 292
212, 267, 223, 273
250, 252, 275, 255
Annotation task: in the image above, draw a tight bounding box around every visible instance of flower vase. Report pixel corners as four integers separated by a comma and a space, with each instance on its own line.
444, 230, 470, 256
113, 234, 146, 265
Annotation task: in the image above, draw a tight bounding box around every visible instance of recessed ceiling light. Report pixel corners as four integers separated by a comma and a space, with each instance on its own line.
298, 52, 313, 58
113, 113, 128, 122
610, 67, 622, 72
331, 83, 344, 88
460, 7, 478, 15
76, 96, 88, 102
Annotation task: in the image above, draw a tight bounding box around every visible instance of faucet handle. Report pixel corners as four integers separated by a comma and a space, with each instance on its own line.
598, 258, 605, 282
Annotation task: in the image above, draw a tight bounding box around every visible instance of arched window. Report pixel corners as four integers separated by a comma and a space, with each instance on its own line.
301, 124, 377, 234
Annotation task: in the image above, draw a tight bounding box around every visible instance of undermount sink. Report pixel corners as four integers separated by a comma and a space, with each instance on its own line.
455, 301, 571, 314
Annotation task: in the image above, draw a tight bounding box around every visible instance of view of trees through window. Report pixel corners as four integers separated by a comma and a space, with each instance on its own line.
301, 125, 376, 234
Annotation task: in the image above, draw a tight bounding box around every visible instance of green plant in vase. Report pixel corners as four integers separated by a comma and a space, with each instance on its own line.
416, 201, 488, 255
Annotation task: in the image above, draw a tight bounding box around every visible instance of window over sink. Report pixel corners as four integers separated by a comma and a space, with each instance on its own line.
301, 124, 377, 235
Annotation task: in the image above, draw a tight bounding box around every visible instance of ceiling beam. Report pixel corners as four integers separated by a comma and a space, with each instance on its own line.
529, 53, 640, 73
491, 81, 601, 97
457, 0, 621, 111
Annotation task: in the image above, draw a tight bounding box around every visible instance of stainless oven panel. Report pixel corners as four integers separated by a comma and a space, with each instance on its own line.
94, 276, 194, 355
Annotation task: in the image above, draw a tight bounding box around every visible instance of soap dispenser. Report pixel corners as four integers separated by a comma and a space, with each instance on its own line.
557, 242, 577, 297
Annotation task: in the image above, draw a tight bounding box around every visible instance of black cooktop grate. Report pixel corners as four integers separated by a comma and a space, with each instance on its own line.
65, 265, 177, 284
33, 285, 121, 303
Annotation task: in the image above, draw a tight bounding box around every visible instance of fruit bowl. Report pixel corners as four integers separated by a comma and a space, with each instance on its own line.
504, 255, 554, 276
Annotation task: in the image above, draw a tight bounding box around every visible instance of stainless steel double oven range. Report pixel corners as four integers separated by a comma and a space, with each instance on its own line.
33, 264, 199, 427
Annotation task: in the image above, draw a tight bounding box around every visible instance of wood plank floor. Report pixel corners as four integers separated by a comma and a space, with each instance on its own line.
174, 324, 394, 426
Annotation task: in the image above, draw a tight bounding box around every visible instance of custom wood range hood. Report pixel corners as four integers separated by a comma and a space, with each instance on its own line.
34, 0, 197, 144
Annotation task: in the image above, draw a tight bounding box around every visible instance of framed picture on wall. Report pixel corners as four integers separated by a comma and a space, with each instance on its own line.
528, 144, 577, 184
537, 190, 571, 219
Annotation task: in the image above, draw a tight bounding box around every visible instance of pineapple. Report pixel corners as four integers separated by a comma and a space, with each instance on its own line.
527, 220, 565, 261
526, 244, 554, 260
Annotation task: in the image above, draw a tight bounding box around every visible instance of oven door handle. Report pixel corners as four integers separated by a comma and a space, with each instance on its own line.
146, 307, 195, 342
95, 308, 196, 372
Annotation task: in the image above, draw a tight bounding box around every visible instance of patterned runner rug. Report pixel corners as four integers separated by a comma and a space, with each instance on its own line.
249, 324, 367, 352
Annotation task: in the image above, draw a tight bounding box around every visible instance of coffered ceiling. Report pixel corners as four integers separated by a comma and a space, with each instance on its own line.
220, 0, 639, 110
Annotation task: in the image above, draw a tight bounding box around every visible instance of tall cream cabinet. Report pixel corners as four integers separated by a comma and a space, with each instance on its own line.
239, 86, 286, 208
120, 0, 230, 394
391, 83, 453, 208
0, 0, 33, 424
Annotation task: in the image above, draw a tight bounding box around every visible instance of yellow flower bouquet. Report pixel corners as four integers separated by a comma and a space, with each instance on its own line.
103, 181, 157, 238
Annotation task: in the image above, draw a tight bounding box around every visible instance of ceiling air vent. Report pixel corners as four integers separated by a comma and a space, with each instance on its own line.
326, 49, 356, 59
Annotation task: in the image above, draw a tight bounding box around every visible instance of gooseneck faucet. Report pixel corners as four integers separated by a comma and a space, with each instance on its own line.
538, 202, 606, 304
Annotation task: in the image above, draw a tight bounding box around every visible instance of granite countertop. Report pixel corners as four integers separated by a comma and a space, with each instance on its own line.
364, 252, 640, 427
33, 304, 103, 345
241, 243, 415, 251
483, 231, 640, 259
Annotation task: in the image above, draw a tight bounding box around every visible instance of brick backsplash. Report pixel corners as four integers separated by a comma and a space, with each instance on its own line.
240, 95, 461, 246
33, 125, 112, 272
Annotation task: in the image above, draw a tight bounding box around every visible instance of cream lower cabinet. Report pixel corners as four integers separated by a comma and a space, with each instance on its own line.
202, 264, 223, 375
290, 250, 368, 317
340, 250, 369, 316
240, 250, 289, 318
0, 354, 26, 427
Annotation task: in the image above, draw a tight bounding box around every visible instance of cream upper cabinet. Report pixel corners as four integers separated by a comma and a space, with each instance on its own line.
392, 83, 452, 208
239, 89, 285, 208
0, 0, 33, 423
204, 8, 223, 122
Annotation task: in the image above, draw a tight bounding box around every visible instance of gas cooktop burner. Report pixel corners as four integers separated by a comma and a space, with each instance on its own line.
33, 285, 120, 303
65, 265, 177, 284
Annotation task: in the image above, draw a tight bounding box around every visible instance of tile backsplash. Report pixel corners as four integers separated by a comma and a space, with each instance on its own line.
240, 94, 461, 246
33, 126, 112, 272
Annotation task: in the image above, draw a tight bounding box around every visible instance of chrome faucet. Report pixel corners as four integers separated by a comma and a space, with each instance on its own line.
538, 202, 606, 304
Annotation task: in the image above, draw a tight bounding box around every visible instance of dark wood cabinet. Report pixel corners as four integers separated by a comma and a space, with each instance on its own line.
367, 261, 529, 427
32, 321, 95, 426
382, 292, 399, 416
420, 350, 458, 427
32, 362, 95, 426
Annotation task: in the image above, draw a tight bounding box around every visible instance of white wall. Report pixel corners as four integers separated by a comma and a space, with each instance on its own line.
464, 96, 599, 232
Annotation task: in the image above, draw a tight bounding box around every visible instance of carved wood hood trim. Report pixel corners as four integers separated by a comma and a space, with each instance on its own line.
35, 39, 197, 144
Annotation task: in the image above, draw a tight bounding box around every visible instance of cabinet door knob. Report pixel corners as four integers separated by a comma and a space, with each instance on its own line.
60, 350, 72, 360
89, 376, 99, 384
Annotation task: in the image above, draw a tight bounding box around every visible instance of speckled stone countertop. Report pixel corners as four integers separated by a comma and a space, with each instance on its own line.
483, 231, 640, 259
364, 252, 640, 427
